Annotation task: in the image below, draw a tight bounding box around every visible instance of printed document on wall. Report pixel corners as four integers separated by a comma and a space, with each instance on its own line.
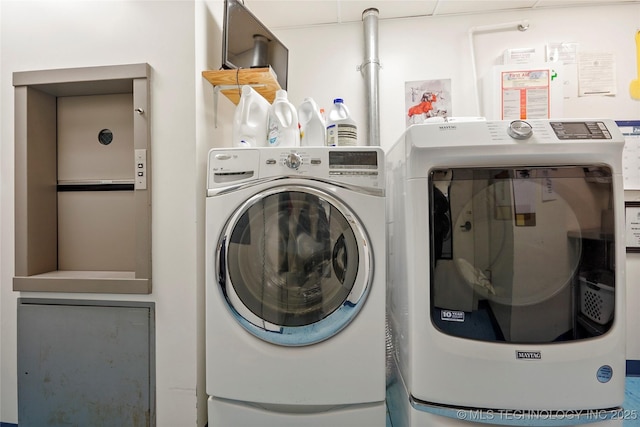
578, 52, 617, 96
501, 69, 550, 120
617, 120, 640, 190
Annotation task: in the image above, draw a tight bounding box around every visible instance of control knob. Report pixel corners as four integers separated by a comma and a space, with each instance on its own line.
507, 120, 533, 140
284, 152, 302, 170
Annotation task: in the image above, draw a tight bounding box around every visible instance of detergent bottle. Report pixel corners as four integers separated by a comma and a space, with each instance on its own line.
267, 90, 300, 147
232, 85, 270, 147
326, 98, 358, 146
297, 97, 326, 147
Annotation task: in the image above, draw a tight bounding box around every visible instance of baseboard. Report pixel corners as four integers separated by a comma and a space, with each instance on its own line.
627, 360, 640, 376
0, 423, 18, 427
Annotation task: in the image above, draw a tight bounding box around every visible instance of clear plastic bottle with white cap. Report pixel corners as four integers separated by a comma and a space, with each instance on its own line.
326, 98, 357, 146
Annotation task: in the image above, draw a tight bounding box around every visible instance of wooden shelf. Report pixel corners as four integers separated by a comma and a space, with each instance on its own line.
202, 67, 281, 104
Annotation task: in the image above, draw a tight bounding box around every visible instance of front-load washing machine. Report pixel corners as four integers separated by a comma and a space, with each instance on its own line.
386, 119, 626, 426
205, 146, 386, 426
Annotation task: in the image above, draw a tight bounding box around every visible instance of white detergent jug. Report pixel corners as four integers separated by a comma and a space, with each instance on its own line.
298, 97, 326, 147
232, 85, 270, 147
267, 90, 300, 147
326, 98, 358, 146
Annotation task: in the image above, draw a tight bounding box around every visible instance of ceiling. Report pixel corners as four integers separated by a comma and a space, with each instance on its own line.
244, 0, 640, 29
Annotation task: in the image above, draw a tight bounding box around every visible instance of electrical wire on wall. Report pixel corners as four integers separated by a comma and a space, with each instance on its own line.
468, 20, 529, 116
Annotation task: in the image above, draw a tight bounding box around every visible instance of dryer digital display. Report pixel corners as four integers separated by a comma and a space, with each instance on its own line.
550, 121, 612, 139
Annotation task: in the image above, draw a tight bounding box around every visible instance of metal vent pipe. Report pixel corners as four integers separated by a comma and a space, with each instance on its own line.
361, 8, 380, 146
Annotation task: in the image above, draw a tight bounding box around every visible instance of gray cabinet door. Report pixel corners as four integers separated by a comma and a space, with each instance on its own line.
18, 299, 155, 427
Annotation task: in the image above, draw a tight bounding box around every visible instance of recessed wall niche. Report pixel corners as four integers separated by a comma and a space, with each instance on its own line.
13, 63, 151, 294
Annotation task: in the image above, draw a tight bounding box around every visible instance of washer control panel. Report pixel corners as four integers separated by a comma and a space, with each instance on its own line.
267, 149, 380, 177
207, 147, 385, 193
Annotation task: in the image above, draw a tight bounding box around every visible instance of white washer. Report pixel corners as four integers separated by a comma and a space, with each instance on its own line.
205, 147, 386, 426
386, 120, 626, 426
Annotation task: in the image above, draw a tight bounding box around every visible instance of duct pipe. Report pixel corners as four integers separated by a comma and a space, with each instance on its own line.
361, 8, 381, 147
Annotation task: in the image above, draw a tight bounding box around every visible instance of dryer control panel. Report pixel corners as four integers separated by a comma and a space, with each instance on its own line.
207, 147, 385, 194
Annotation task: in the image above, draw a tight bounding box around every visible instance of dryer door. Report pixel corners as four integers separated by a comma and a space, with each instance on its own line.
430, 166, 616, 343
217, 185, 372, 346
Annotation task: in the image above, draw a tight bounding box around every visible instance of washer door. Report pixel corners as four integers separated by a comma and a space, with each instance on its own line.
217, 186, 372, 346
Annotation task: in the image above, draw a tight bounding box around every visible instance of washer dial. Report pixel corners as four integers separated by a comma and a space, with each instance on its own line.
284, 152, 302, 170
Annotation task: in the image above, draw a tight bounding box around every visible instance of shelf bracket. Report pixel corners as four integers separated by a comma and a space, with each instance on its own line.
213, 85, 220, 128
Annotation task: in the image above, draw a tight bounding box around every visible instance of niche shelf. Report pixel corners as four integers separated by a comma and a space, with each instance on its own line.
202, 67, 281, 104
13, 63, 151, 294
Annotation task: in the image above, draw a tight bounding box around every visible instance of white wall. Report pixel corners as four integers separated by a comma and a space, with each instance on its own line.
1, 1, 640, 425
1, 1, 202, 425
195, 0, 234, 425
274, 4, 640, 150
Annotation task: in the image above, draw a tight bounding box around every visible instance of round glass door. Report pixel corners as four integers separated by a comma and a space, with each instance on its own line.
430, 166, 615, 343
217, 186, 371, 346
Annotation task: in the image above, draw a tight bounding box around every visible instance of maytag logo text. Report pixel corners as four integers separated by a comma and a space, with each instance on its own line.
516, 351, 542, 360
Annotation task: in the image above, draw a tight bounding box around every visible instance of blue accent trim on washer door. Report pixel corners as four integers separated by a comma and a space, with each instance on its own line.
227, 298, 364, 346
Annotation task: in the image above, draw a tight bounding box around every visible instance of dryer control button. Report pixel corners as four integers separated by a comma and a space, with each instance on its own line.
284, 152, 302, 170
507, 120, 533, 140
